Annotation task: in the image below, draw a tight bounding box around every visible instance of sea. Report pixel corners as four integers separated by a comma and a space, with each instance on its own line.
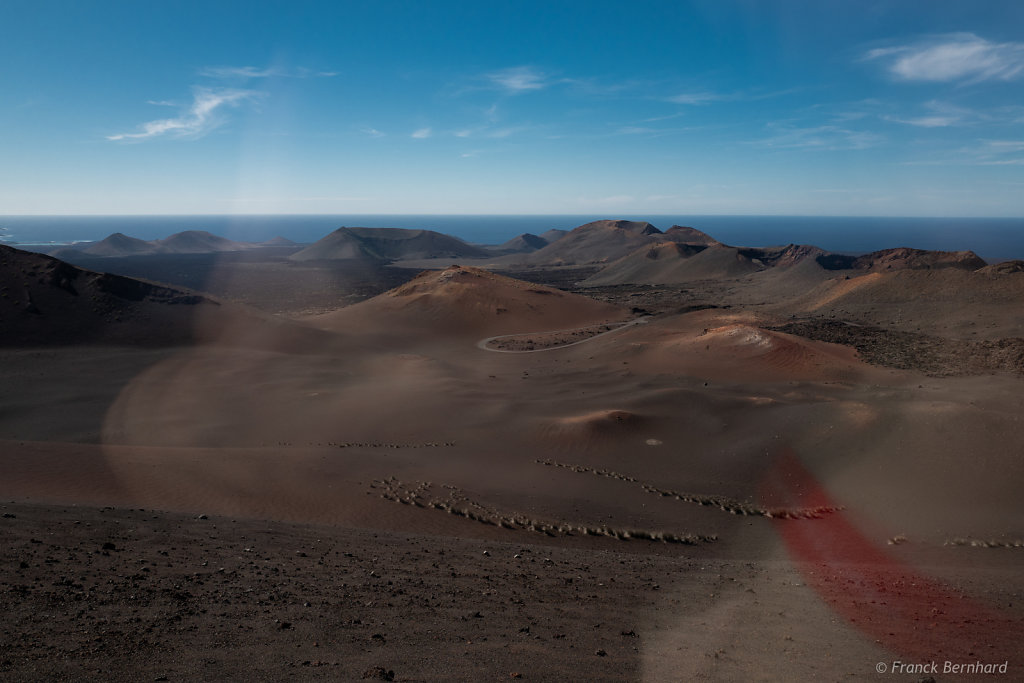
2, 214, 1023, 261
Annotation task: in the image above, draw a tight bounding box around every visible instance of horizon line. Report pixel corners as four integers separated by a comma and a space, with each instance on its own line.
3, 212, 1023, 220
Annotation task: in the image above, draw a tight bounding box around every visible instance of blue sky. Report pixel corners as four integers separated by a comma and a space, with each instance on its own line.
2, 0, 1023, 216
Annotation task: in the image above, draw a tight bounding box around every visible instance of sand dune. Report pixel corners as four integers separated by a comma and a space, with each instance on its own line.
540, 409, 645, 448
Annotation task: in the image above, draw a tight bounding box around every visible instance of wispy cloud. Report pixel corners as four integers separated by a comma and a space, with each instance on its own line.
753, 123, 883, 151
882, 99, 994, 128
199, 65, 338, 79
887, 115, 960, 128
864, 33, 1024, 83
411, 127, 432, 139
107, 87, 260, 141
899, 139, 1024, 167
361, 127, 386, 138
486, 66, 549, 92
972, 139, 1024, 165
614, 125, 696, 138
451, 124, 529, 139
667, 92, 723, 105
665, 87, 797, 107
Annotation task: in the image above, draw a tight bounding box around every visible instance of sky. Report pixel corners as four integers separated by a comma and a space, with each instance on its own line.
2, 0, 1023, 217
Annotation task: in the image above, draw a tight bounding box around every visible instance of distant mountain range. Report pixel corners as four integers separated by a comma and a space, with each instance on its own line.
49, 230, 292, 259
39, 220, 1001, 287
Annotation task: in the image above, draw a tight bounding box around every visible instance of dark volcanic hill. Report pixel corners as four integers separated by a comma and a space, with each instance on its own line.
489, 233, 550, 255
816, 247, 986, 272
80, 232, 168, 257
156, 230, 251, 254
290, 227, 491, 262
518, 219, 666, 266
50, 230, 259, 259
259, 236, 299, 247
0, 244, 216, 346
0, 245, 331, 349
538, 228, 569, 244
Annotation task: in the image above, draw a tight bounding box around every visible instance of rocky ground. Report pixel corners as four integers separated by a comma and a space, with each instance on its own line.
0, 502, 812, 682
769, 320, 1024, 377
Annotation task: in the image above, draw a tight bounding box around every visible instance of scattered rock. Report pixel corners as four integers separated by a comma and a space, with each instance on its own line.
362, 666, 395, 680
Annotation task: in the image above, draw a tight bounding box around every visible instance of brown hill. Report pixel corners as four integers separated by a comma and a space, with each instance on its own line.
583, 242, 763, 286
309, 265, 626, 338
978, 260, 1024, 276
795, 266, 1024, 339
518, 219, 665, 266
663, 225, 722, 246
290, 227, 490, 262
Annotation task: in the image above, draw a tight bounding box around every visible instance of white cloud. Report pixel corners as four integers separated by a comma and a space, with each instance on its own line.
361, 127, 386, 138
885, 115, 960, 128
487, 66, 548, 92
200, 65, 337, 79
666, 92, 722, 105
411, 127, 432, 139
107, 87, 260, 141
865, 33, 1024, 83
882, 100, 982, 128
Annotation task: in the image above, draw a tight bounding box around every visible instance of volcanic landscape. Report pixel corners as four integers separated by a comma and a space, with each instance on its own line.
2, 219, 1022, 681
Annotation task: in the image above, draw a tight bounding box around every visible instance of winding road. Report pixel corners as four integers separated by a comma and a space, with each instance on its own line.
476, 317, 649, 354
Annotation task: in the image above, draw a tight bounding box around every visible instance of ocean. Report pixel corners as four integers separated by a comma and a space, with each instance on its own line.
2, 214, 1023, 261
